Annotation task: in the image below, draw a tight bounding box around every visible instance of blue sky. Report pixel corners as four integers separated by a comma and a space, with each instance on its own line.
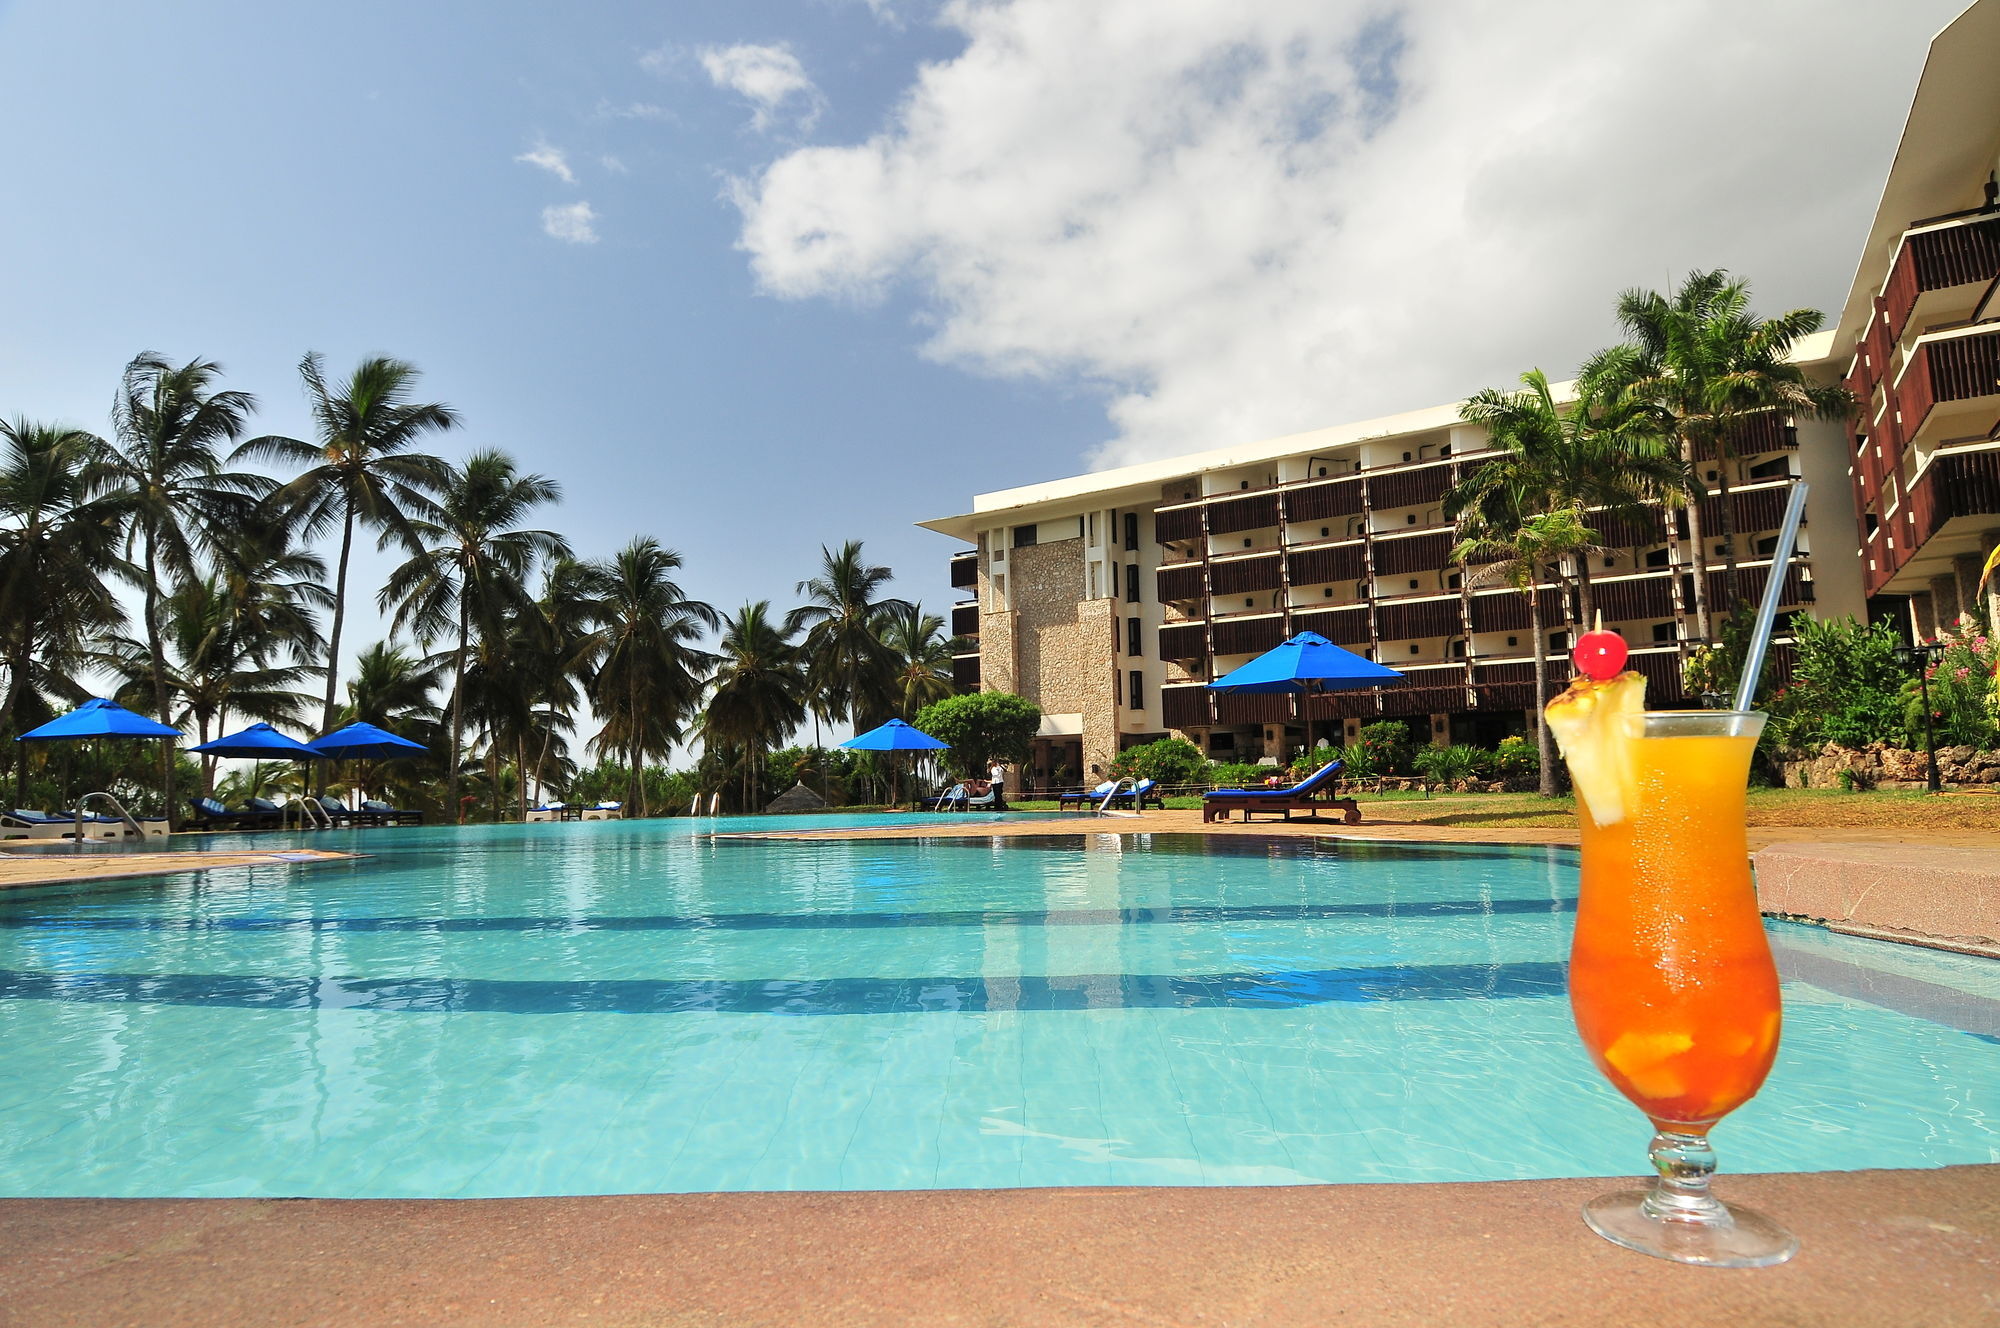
0, 0, 1970, 739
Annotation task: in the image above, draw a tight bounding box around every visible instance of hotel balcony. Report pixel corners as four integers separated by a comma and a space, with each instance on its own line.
949, 551, 978, 590
1883, 444, 2000, 593
1892, 323, 2000, 462
951, 652, 981, 689
950, 602, 980, 640
1882, 212, 2000, 348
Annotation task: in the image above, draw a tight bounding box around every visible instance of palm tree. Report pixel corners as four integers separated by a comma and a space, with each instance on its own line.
0, 420, 128, 801
878, 603, 960, 720
582, 538, 717, 815
1451, 504, 1598, 797
340, 642, 446, 812
1453, 367, 1694, 633
381, 450, 567, 821
703, 601, 806, 810
1607, 272, 1851, 636
92, 353, 267, 823
787, 541, 911, 755
234, 354, 458, 733
508, 558, 599, 815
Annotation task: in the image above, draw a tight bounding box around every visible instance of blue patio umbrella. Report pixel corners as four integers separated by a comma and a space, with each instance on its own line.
18, 697, 180, 741
309, 722, 428, 761
1207, 631, 1406, 751
190, 722, 323, 759
840, 718, 949, 751
841, 719, 948, 808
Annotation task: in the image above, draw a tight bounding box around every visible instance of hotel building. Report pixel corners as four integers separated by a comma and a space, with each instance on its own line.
920, 0, 2000, 791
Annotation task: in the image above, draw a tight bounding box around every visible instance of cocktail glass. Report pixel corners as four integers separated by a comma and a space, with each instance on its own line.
1566, 709, 1796, 1267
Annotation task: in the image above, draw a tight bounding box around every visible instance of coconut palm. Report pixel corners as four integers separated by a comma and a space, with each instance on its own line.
507, 558, 599, 814
703, 601, 807, 810
1451, 504, 1598, 797
0, 420, 129, 800
234, 353, 458, 733
1452, 367, 1694, 632
381, 450, 567, 821
787, 540, 911, 740
878, 603, 962, 720
581, 538, 717, 815
1605, 272, 1851, 636
92, 353, 268, 822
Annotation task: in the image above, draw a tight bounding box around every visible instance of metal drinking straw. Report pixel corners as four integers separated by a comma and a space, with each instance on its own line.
1733, 480, 1811, 714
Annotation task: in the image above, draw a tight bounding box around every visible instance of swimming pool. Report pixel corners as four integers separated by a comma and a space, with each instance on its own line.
0, 820, 1993, 1197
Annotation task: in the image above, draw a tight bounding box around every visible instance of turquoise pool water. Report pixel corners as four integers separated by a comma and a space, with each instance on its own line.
0, 819, 1994, 1197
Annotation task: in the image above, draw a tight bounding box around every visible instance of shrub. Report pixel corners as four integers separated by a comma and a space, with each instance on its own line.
1357, 721, 1415, 774
1902, 623, 1998, 750
914, 692, 1041, 777
1108, 737, 1208, 786
1334, 741, 1377, 781
1206, 761, 1273, 789
1412, 744, 1482, 786
1768, 614, 1909, 750
1488, 734, 1539, 778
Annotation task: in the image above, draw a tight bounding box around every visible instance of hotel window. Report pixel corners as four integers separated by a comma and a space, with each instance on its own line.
1124, 563, 1140, 603
1126, 616, 1141, 656
1652, 621, 1677, 642
1123, 512, 1139, 551
1012, 524, 1037, 549
1128, 670, 1144, 711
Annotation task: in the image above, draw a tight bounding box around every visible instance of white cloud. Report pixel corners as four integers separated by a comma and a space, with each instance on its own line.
699, 42, 822, 133
600, 154, 629, 175
727, 0, 1966, 469
514, 140, 576, 185
541, 201, 599, 244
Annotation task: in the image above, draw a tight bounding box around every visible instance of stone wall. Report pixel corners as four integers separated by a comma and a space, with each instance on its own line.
1776, 742, 2000, 790
1000, 538, 1119, 774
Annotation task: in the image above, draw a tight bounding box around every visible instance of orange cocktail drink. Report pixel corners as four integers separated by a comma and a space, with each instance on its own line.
1547, 663, 1795, 1267
1568, 712, 1780, 1131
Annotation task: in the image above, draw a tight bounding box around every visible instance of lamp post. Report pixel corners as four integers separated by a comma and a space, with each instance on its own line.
1894, 641, 1945, 793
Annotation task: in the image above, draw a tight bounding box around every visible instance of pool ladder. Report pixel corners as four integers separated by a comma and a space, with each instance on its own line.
279, 796, 333, 831
68, 791, 144, 851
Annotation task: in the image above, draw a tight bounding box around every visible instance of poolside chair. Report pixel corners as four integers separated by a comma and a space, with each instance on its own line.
360, 798, 425, 826
1108, 778, 1166, 811
964, 785, 998, 811
926, 784, 969, 812
1057, 780, 1118, 811
317, 795, 369, 828
581, 801, 622, 821
1201, 760, 1361, 824
239, 796, 288, 829
186, 796, 244, 830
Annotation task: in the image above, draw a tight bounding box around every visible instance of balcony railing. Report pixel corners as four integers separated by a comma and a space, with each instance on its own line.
1883, 214, 2000, 345
949, 552, 978, 589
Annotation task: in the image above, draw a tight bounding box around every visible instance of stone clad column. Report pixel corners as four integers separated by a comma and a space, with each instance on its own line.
1911, 591, 1937, 641
1929, 573, 1963, 633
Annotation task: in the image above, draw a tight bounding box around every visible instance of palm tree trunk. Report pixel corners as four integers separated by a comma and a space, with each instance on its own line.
517, 735, 528, 823
142, 522, 177, 829
1681, 434, 1712, 642
628, 667, 643, 817
1714, 461, 1742, 613
450, 598, 468, 823
321, 503, 355, 734
485, 741, 500, 823
1574, 555, 1596, 634
1529, 576, 1555, 798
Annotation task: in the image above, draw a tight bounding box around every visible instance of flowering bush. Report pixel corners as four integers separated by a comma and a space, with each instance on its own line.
1902, 623, 1998, 750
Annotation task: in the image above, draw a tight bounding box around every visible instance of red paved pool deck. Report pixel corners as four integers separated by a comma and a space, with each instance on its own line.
3, 1166, 1995, 1326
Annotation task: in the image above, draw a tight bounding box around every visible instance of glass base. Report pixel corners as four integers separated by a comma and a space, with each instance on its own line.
1582, 1189, 1799, 1268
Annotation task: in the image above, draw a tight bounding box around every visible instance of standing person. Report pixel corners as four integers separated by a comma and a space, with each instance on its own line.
989, 761, 1008, 811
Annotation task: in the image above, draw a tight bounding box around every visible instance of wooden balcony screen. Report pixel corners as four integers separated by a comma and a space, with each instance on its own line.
1215, 691, 1293, 724
1627, 650, 1688, 706
1210, 615, 1286, 656
1155, 562, 1206, 601
1372, 530, 1454, 576
1691, 411, 1797, 462
1206, 492, 1281, 535
1592, 574, 1673, 623
1467, 588, 1563, 634
1888, 218, 2000, 339
1154, 505, 1204, 544
1705, 562, 1813, 609
1375, 597, 1462, 640
1379, 680, 1466, 717
1209, 554, 1283, 595
1290, 605, 1371, 646
1287, 542, 1367, 586
1913, 450, 2000, 544
951, 654, 981, 688
1299, 690, 1378, 721
1157, 622, 1207, 660
949, 554, 978, 589
950, 604, 980, 637
1160, 684, 1214, 728
1287, 479, 1364, 521
1591, 510, 1665, 548
1369, 466, 1452, 511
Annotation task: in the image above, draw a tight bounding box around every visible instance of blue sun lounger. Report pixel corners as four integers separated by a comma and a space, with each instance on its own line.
1200, 760, 1360, 824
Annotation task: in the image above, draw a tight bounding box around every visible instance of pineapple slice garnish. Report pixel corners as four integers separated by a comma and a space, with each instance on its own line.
1545, 670, 1645, 826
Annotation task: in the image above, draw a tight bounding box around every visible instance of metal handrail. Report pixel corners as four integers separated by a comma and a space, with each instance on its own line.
281, 795, 332, 831
70, 791, 143, 852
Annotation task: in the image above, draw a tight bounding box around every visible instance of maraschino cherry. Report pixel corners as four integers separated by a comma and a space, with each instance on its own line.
1572, 612, 1628, 681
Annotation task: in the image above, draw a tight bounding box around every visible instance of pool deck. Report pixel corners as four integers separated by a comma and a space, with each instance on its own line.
0, 846, 360, 891
3, 1165, 1995, 1327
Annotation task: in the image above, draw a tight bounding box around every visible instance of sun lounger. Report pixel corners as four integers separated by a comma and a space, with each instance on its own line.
580, 801, 622, 821
360, 799, 425, 826
1058, 780, 1119, 811
1108, 778, 1166, 811
187, 796, 243, 830
926, 784, 968, 812
2, 808, 168, 841
1201, 761, 1360, 824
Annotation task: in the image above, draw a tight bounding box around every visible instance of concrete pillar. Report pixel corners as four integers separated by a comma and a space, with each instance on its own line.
1929, 574, 1963, 633
1429, 713, 1450, 748
1953, 554, 1986, 630
1341, 716, 1362, 745
1911, 592, 1937, 642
